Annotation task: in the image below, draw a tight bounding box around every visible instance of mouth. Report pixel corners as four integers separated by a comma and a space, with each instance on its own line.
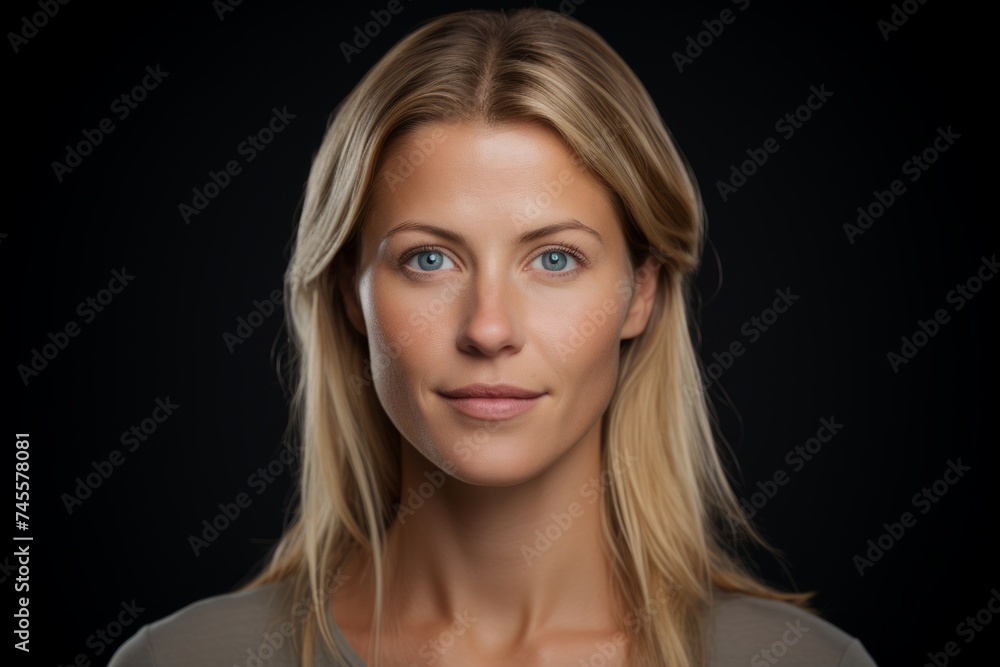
437, 384, 545, 420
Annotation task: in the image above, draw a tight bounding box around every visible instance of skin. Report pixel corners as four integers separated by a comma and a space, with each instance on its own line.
332, 119, 661, 666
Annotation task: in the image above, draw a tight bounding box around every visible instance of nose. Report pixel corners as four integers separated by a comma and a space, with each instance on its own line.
456, 270, 523, 357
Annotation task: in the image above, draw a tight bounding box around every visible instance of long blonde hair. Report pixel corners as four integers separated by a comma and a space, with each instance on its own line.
243, 8, 812, 666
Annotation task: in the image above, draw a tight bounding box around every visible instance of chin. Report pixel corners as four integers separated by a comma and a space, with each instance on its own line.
426, 426, 559, 487
441, 456, 549, 487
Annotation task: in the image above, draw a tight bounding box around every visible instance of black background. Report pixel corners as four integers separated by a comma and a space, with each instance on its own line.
6, 0, 994, 665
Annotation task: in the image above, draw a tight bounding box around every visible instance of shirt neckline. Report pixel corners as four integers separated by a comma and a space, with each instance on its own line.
324, 599, 369, 666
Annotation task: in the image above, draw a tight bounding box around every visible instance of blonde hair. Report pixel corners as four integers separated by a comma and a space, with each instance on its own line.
243, 8, 812, 666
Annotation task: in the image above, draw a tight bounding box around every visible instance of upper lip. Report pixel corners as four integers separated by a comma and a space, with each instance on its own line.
439, 384, 544, 399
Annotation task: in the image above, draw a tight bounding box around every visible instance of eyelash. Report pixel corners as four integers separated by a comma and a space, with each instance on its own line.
398, 242, 591, 278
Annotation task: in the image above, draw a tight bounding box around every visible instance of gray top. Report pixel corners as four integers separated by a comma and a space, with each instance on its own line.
107, 582, 877, 666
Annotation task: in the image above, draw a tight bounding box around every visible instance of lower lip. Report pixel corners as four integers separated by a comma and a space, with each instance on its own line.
440, 395, 542, 420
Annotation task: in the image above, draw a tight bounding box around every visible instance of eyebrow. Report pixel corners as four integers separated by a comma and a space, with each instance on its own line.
383, 219, 603, 245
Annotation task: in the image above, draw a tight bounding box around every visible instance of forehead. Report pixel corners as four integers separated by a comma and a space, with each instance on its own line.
362, 120, 619, 246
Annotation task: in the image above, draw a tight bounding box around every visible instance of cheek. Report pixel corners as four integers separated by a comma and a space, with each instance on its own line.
359, 276, 410, 405
530, 291, 626, 379
362, 274, 464, 404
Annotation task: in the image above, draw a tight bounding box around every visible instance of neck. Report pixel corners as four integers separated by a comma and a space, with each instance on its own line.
340, 419, 625, 651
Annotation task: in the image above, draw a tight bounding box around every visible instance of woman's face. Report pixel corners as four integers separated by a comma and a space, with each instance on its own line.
341, 120, 659, 485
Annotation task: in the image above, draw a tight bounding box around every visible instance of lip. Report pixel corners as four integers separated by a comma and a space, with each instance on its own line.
438, 384, 545, 420
439, 384, 544, 399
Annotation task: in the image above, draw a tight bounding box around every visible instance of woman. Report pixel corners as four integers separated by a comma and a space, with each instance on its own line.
110, 8, 877, 666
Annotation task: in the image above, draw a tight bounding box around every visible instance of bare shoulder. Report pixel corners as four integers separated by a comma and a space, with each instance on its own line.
707, 591, 878, 667
107, 582, 307, 667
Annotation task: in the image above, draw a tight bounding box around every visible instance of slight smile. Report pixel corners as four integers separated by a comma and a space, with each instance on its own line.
438, 384, 545, 420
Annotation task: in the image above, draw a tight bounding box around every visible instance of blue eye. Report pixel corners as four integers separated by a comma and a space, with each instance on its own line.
532, 250, 578, 273
405, 250, 455, 272
400, 244, 587, 277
